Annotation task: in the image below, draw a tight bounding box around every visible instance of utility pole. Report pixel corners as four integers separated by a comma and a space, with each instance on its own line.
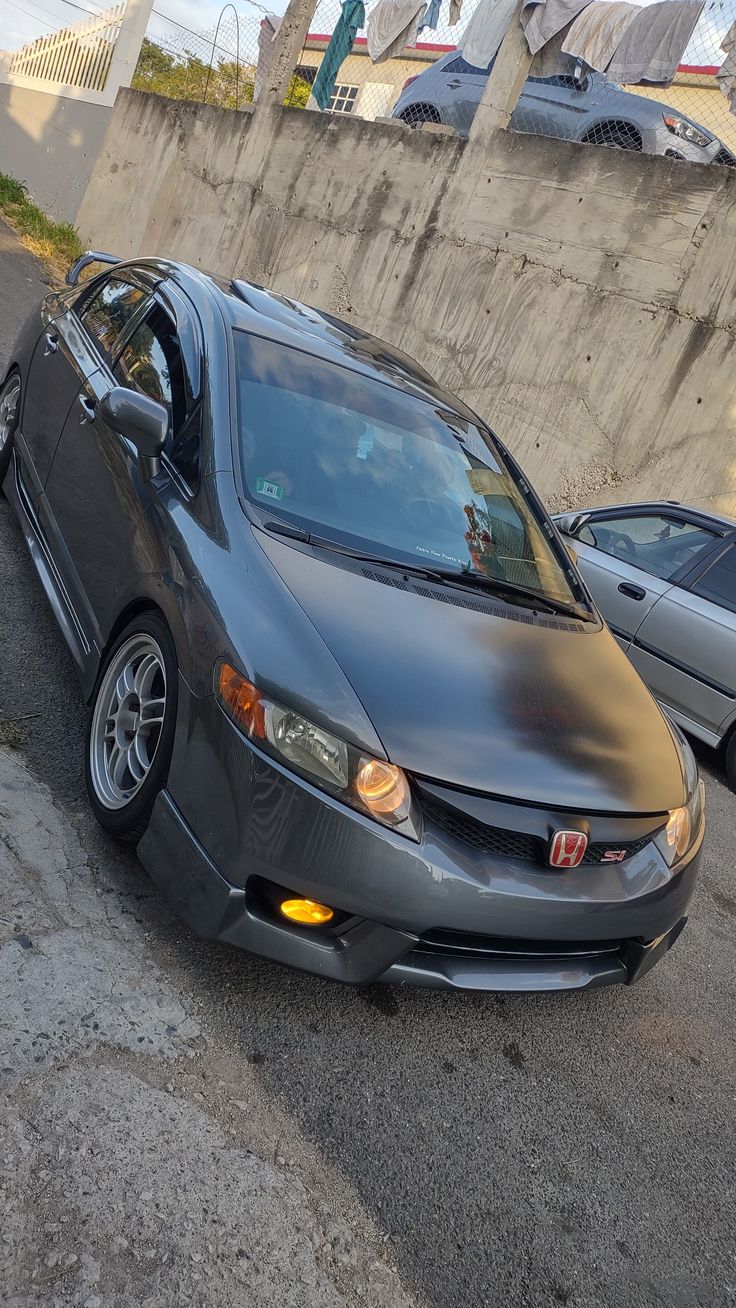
257, 0, 318, 104
466, 0, 533, 147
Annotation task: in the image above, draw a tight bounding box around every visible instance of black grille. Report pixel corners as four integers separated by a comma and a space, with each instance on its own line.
583, 834, 656, 864
421, 796, 656, 866
713, 146, 736, 167
421, 796, 541, 860
419, 929, 622, 958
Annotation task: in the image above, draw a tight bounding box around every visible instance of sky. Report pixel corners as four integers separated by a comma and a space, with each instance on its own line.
0, 0, 731, 66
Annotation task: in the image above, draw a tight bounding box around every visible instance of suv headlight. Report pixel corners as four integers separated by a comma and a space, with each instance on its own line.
216, 662, 419, 840
656, 779, 705, 867
662, 114, 711, 148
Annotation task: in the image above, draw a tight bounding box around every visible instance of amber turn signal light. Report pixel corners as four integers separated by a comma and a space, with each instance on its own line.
279, 898, 335, 926
217, 662, 266, 739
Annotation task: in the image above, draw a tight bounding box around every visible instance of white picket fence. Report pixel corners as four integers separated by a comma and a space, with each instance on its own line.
8, 3, 126, 93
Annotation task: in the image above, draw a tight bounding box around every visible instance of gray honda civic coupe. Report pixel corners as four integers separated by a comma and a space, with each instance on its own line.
0, 253, 704, 992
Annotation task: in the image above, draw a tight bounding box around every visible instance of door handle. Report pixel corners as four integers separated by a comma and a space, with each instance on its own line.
78, 395, 96, 424
447, 78, 462, 88
618, 582, 646, 601
44, 332, 58, 356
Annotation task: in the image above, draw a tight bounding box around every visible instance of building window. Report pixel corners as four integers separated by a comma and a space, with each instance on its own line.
330, 84, 358, 114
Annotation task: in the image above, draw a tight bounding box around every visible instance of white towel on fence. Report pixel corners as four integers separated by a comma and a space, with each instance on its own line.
460, 0, 519, 68
367, 0, 425, 61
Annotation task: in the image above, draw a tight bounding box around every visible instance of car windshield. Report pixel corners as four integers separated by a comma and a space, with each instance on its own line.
233, 331, 583, 610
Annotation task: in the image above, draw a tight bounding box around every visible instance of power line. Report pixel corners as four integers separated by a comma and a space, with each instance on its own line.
1, 0, 61, 29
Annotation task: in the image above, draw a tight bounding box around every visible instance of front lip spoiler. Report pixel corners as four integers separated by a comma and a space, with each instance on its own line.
379, 918, 688, 992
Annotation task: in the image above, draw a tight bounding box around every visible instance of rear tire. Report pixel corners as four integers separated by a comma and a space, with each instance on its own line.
725, 731, 736, 793
0, 372, 20, 488
399, 104, 442, 129
84, 612, 179, 842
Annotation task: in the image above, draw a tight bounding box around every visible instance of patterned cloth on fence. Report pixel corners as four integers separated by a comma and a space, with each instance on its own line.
561, 0, 641, 72
367, 0, 425, 61
717, 19, 736, 112
419, 0, 442, 31
310, 0, 366, 107
460, 0, 519, 69
606, 0, 704, 86
522, 0, 591, 56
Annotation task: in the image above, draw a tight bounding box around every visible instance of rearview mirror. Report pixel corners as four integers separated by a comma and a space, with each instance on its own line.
100, 387, 168, 481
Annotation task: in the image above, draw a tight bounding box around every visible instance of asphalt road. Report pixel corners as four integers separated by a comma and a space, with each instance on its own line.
1, 219, 735, 1308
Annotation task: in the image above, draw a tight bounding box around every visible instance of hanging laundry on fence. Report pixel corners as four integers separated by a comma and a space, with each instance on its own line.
367, 0, 425, 62
460, 0, 519, 68
309, 0, 366, 109
717, 20, 736, 113
561, 1, 641, 73
522, 0, 591, 56
449, 0, 463, 23
606, 0, 704, 86
419, 0, 442, 31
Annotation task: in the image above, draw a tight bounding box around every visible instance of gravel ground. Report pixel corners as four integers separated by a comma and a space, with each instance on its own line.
1, 218, 735, 1308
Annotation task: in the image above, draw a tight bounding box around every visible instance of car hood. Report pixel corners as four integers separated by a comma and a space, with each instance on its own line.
257, 534, 687, 814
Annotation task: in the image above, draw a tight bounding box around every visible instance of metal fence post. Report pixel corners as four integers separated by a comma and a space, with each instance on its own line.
257, 0, 319, 104
467, 0, 533, 146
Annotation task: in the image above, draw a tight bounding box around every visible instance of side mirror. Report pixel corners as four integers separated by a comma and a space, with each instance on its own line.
100, 387, 168, 481
556, 511, 590, 537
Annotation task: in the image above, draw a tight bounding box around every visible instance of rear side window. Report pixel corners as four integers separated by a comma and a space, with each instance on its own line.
79, 276, 147, 359
444, 55, 492, 75
691, 545, 736, 613
577, 513, 718, 580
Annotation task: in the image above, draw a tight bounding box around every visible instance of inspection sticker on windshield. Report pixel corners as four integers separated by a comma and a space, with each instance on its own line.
254, 477, 284, 501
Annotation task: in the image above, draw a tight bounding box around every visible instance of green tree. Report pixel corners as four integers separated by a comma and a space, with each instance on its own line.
133, 38, 311, 111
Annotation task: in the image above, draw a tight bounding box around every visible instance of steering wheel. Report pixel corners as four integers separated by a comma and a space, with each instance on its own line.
401, 497, 459, 533
609, 531, 638, 561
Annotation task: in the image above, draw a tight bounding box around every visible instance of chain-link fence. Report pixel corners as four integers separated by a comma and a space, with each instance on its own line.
137, 0, 736, 163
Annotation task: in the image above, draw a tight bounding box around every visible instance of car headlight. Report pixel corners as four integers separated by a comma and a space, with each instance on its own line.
216, 662, 419, 840
656, 779, 704, 867
662, 114, 711, 148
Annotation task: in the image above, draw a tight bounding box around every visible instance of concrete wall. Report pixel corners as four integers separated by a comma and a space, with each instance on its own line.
0, 82, 111, 221
77, 88, 736, 515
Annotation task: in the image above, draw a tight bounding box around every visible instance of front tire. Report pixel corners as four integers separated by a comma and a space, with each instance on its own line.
85, 612, 178, 842
0, 372, 21, 488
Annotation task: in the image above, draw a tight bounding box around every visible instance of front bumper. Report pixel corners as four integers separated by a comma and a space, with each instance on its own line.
136, 681, 702, 993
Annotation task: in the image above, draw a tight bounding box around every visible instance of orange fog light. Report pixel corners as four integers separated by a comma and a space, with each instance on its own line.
279, 898, 334, 926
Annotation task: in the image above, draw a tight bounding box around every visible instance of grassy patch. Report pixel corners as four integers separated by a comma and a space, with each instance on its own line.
0, 172, 82, 276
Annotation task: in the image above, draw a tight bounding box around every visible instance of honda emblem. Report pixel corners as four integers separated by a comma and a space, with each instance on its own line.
549, 830, 588, 868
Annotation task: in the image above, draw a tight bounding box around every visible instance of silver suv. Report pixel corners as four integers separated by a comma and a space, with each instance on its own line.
392, 51, 736, 163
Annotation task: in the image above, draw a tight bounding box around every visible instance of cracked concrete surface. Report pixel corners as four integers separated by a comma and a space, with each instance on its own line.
0, 747, 418, 1308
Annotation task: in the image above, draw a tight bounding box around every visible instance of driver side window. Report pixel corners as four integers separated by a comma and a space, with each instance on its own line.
578, 514, 717, 581
113, 304, 200, 490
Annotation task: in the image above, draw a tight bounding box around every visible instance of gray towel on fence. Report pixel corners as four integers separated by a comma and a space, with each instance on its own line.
461, 0, 519, 68
522, 0, 592, 56
561, 0, 641, 72
607, 0, 704, 86
717, 19, 736, 103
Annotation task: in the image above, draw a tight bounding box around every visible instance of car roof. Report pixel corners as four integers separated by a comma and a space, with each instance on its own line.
124, 256, 485, 427
559, 500, 736, 533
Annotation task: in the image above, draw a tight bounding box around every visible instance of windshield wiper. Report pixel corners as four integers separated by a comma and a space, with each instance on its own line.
262, 521, 450, 584
427, 568, 587, 619
263, 521, 586, 618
